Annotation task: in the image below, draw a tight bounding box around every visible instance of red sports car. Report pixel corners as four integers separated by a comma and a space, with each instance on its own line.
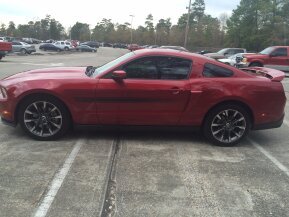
0, 49, 286, 145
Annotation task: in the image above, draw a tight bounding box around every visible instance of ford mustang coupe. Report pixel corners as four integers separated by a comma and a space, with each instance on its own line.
0, 49, 286, 145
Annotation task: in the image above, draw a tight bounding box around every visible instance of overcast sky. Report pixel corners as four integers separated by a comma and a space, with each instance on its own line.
0, 0, 240, 29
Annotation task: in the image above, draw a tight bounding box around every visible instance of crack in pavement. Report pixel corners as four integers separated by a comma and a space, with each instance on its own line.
100, 136, 120, 217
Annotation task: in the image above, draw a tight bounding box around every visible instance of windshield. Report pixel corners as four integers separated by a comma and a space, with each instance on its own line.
259, 47, 274, 55
92, 52, 135, 76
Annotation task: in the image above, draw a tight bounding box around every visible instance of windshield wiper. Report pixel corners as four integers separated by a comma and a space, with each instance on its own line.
85, 66, 96, 77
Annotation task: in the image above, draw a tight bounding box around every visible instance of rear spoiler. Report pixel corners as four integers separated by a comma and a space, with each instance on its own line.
240, 67, 285, 82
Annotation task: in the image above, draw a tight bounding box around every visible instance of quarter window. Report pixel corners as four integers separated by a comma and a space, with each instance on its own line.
203, 63, 234, 77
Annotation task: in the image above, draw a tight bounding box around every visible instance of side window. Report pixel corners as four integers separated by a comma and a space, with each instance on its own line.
236, 49, 245, 53
123, 57, 158, 79
271, 48, 287, 57
227, 49, 234, 55
157, 57, 192, 80
203, 63, 234, 78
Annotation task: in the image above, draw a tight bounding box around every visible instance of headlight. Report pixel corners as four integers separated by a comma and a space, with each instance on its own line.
242, 58, 247, 63
0, 87, 8, 99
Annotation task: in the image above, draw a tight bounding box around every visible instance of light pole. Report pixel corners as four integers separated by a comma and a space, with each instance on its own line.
130, 15, 134, 44
184, 0, 192, 49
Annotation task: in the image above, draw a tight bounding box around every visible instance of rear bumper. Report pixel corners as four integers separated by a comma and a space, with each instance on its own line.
252, 113, 284, 130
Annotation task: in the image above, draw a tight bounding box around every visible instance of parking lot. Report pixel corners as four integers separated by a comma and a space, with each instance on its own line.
1, 47, 289, 217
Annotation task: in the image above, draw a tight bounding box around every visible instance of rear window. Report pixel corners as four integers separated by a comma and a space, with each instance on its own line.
203, 63, 234, 77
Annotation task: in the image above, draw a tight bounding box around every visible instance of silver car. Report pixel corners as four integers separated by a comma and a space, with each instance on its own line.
12, 41, 36, 54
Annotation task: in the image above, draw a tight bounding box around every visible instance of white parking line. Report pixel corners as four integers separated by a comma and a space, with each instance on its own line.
33, 139, 84, 217
248, 138, 289, 178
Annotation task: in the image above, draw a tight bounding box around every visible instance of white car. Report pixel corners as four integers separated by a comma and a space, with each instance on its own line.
53, 41, 73, 51
218, 53, 255, 67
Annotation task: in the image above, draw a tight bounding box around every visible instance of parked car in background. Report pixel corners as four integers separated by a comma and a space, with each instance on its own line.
76, 45, 97, 52
218, 53, 255, 67
128, 44, 142, 51
242, 46, 289, 71
80, 41, 100, 48
11, 41, 36, 54
205, 48, 247, 60
45, 39, 55, 43
148, 45, 159, 48
160, 46, 188, 52
0, 41, 12, 60
0, 37, 6, 42
54, 41, 73, 51
0, 49, 286, 146
102, 42, 113, 47
113, 43, 128, 49
197, 50, 212, 55
39, 43, 63, 52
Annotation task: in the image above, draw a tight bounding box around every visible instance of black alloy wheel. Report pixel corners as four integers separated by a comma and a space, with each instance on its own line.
203, 104, 251, 146
18, 95, 70, 140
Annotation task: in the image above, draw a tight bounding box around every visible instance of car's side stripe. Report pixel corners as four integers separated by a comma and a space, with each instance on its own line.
74, 97, 171, 103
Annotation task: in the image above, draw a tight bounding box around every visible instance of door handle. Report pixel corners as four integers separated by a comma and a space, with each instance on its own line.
171, 87, 183, 95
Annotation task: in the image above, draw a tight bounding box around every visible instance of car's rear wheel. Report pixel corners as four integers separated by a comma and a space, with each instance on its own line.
203, 104, 251, 146
20, 48, 27, 54
18, 95, 70, 140
64, 47, 69, 51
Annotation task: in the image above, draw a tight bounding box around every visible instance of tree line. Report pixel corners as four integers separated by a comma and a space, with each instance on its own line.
0, 0, 288, 51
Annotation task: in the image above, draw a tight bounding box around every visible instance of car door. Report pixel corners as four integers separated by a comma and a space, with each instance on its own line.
268, 47, 289, 71
116, 56, 192, 125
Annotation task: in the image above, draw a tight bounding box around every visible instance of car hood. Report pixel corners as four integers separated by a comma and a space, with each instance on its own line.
1, 67, 89, 86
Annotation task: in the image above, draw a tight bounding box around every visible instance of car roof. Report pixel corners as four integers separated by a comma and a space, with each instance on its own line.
133, 48, 208, 60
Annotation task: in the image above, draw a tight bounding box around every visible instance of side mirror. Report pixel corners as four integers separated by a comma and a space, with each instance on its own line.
112, 70, 126, 80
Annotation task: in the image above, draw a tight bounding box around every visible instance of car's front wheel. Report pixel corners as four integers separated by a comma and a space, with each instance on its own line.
203, 104, 251, 146
18, 95, 70, 140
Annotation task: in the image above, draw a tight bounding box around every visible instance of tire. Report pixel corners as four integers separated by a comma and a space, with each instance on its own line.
249, 62, 262, 67
64, 47, 69, 51
20, 48, 27, 54
203, 104, 251, 146
18, 95, 71, 140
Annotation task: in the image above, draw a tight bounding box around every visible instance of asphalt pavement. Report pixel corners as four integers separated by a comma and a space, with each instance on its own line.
1, 48, 289, 217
